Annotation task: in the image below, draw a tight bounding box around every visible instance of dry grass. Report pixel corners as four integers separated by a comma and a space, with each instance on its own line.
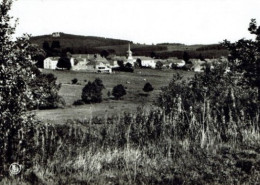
3, 103, 260, 184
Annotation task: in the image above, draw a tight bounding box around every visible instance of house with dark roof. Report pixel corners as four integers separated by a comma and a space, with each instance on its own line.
85, 56, 112, 73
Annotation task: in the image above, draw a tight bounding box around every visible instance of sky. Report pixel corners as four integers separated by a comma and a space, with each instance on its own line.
10, 0, 260, 45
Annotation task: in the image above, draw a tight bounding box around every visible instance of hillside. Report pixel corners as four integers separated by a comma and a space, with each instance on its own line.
30, 32, 229, 59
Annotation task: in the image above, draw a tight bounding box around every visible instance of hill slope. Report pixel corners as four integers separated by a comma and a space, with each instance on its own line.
30, 32, 229, 58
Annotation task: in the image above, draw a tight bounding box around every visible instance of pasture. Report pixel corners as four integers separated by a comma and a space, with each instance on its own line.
35, 68, 194, 123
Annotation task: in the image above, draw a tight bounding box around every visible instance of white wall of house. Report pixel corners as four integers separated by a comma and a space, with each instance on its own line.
141, 60, 156, 68
43, 57, 59, 69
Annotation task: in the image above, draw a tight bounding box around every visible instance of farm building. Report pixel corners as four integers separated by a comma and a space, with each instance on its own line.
43, 57, 60, 69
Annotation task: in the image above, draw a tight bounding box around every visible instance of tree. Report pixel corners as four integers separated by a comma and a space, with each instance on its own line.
143, 82, 154, 93
125, 62, 133, 68
199, 53, 205, 61
94, 78, 105, 90
42, 40, 51, 56
136, 58, 142, 67
117, 60, 124, 68
81, 79, 104, 103
155, 61, 163, 69
72, 78, 78, 84
150, 51, 156, 58
223, 19, 260, 98
100, 50, 109, 58
0, 0, 39, 175
57, 51, 72, 70
51, 40, 61, 49
50, 40, 61, 56
183, 51, 190, 63
28, 73, 65, 109
43, 41, 50, 51
112, 84, 126, 100
57, 57, 71, 70
29, 44, 46, 68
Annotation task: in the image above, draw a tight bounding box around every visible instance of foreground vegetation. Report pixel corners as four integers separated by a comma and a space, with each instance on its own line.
3, 106, 260, 184
1, 1, 260, 184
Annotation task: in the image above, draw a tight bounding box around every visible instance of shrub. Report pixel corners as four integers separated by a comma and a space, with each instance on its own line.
81, 78, 104, 103
156, 61, 163, 69
143, 82, 154, 93
112, 84, 126, 100
73, 99, 85, 106
72, 78, 78, 84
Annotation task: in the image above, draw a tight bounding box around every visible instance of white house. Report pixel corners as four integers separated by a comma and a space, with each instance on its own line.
43, 57, 60, 69
135, 56, 156, 68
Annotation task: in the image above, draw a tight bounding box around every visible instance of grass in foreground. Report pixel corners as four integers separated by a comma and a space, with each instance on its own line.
2, 106, 260, 185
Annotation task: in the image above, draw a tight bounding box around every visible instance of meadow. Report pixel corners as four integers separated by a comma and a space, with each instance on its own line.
35, 68, 194, 123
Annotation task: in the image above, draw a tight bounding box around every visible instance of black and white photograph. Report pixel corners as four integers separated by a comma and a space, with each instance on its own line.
1, 0, 260, 184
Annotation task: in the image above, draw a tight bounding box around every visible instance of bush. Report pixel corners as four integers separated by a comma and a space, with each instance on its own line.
112, 84, 126, 100
73, 99, 85, 106
81, 78, 104, 103
72, 78, 78, 84
143, 82, 154, 93
156, 61, 163, 69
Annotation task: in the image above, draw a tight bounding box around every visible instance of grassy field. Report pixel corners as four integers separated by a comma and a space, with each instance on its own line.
35, 69, 194, 123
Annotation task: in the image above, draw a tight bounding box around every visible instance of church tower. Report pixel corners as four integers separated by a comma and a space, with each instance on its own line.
126, 43, 133, 60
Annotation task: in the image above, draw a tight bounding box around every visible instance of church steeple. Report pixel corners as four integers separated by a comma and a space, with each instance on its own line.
126, 43, 133, 59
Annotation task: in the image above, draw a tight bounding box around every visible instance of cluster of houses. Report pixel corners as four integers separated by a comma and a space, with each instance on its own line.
43, 43, 228, 73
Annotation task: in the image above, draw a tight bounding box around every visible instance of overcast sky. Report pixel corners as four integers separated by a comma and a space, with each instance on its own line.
10, 0, 260, 45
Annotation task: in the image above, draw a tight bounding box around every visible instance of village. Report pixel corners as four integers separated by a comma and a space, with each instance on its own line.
2, 0, 260, 184
43, 41, 229, 73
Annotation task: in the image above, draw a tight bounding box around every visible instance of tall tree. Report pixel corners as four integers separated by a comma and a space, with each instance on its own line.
223, 19, 260, 98
183, 51, 190, 63
57, 51, 72, 70
0, 0, 39, 175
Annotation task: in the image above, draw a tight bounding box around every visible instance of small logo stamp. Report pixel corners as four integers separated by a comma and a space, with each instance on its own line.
9, 163, 21, 175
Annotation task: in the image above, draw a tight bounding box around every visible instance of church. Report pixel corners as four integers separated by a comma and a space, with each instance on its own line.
125, 43, 135, 65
